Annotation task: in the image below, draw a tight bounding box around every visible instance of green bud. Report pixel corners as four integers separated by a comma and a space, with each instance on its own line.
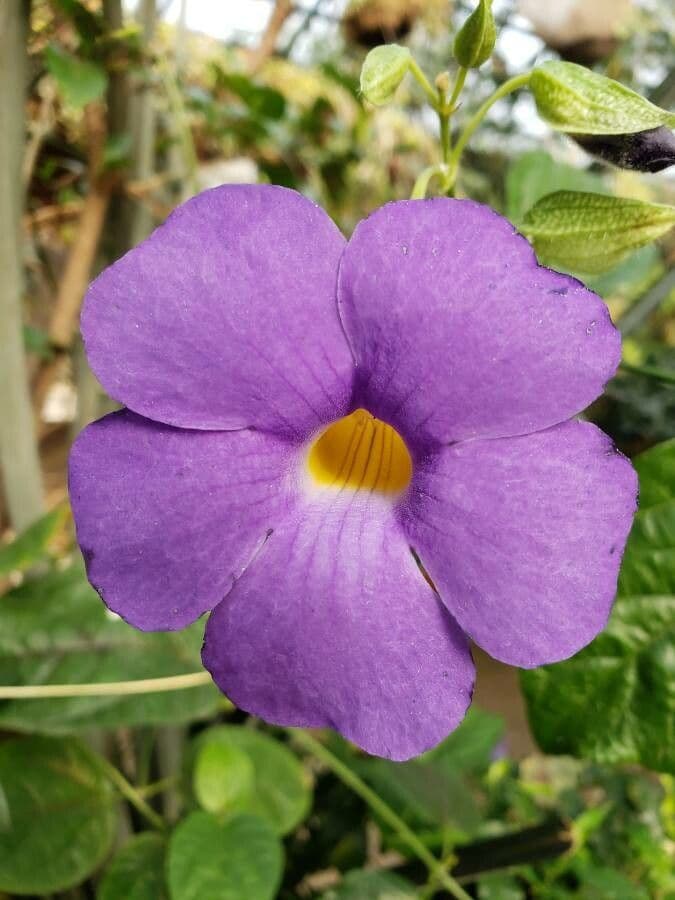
521, 191, 675, 274
530, 61, 675, 135
454, 0, 496, 69
360, 44, 412, 106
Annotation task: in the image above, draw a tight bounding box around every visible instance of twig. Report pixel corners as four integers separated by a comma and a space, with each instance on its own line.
247, 0, 294, 74
289, 730, 473, 900
0, 671, 213, 698
48, 103, 112, 350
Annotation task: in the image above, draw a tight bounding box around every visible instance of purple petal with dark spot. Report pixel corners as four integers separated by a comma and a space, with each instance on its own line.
338, 198, 621, 449
400, 420, 638, 667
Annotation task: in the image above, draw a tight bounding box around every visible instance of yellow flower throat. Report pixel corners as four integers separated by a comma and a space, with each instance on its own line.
307, 408, 413, 495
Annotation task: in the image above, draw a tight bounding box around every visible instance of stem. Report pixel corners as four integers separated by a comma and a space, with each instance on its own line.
0, 671, 213, 698
439, 104, 451, 164
0, 0, 45, 530
411, 164, 448, 200
95, 753, 166, 830
446, 72, 531, 189
409, 58, 440, 109
447, 66, 468, 112
620, 361, 675, 384
290, 730, 472, 900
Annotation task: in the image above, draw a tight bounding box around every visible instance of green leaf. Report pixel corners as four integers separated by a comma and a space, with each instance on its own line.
530, 61, 675, 135
521, 440, 675, 774
359, 44, 411, 106
97, 833, 168, 900
478, 873, 525, 900
521, 191, 675, 274
454, 0, 496, 69
358, 756, 480, 833
216, 69, 286, 120
192, 726, 311, 835
193, 742, 256, 817
421, 706, 504, 774
0, 504, 68, 577
44, 44, 108, 108
505, 150, 606, 224
0, 562, 220, 733
167, 811, 283, 900
0, 736, 117, 894
628, 438, 675, 509
321, 869, 419, 899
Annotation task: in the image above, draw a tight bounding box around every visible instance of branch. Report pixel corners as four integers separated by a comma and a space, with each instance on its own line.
246, 0, 294, 74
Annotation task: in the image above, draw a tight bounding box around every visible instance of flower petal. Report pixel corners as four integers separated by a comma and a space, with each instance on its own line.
338, 199, 620, 446
202, 493, 474, 760
82, 185, 354, 437
400, 420, 638, 667
69, 410, 295, 630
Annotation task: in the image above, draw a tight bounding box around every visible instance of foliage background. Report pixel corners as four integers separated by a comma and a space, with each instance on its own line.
0, 0, 674, 897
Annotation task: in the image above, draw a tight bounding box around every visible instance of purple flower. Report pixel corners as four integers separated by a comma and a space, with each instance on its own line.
69, 185, 637, 760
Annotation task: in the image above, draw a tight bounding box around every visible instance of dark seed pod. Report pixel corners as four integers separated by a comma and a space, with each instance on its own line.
573, 127, 675, 173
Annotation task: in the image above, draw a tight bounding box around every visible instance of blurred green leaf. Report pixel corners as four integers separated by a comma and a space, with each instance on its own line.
167, 811, 283, 900
103, 132, 133, 170
359, 756, 480, 832
422, 706, 504, 774
0, 562, 220, 733
454, 0, 496, 69
522, 440, 675, 773
505, 150, 605, 224
215, 68, 286, 120
193, 726, 311, 835
0, 736, 117, 894
53, 0, 104, 49
530, 62, 675, 135
322, 869, 419, 898
45, 44, 108, 108
23, 324, 54, 360
359, 44, 411, 106
477, 873, 525, 900
97, 833, 167, 900
522, 191, 675, 274
575, 863, 649, 899
0, 504, 68, 577
193, 742, 256, 817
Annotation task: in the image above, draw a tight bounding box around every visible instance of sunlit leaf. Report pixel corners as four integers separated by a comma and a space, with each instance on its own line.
521, 191, 675, 274
530, 62, 675, 135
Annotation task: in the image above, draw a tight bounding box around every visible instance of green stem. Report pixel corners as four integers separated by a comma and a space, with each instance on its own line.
290, 730, 472, 900
446, 72, 531, 190
96, 754, 166, 830
411, 163, 449, 200
620, 361, 675, 384
447, 66, 467, 112
439, 102, 451, 164
0, 671, 213, 698
409, 58, 440, 109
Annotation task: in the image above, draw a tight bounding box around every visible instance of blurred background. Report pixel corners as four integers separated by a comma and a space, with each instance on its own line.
0, 1, 674, 898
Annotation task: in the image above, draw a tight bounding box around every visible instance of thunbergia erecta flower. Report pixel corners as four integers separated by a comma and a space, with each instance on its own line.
69, 185, 637, 760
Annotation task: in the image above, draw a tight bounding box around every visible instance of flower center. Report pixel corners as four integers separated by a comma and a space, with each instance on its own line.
307, 408, 412, 495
